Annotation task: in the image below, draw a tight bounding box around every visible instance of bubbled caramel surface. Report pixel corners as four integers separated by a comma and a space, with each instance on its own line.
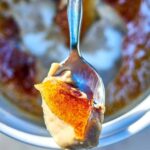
0, 14, 37, 95
104, 0, 142, 22
0, 6, 43, 117
105, 0, 150, 115
0, 0, 150, 119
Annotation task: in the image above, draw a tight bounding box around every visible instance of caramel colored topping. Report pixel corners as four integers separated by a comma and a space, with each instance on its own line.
105, 0, 150, 116
0, 40, 37, 95
36, 79, 92, 140
0, 14, 37, 96
104, 0, 141, 22
0, 15, 19, 40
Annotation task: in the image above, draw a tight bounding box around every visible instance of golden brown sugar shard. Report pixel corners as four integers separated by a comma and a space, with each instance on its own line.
36, 79, 92, 140
55, 0, 98, 45
35, 63, 104, 149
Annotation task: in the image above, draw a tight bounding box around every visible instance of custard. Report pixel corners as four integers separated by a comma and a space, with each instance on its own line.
35, 63, 104, 149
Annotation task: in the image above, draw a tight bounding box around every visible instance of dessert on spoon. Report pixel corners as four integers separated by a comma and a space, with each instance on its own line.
35, 0, 105, 149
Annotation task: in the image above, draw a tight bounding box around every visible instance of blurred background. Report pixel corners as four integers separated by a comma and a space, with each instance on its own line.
0, 0, 150, 149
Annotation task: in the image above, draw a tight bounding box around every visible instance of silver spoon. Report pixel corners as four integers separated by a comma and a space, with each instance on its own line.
55, 0, 105, 106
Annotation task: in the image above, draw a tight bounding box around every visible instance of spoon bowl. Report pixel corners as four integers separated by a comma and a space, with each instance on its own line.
55, 0, 105, 106
56, 50, 105, 105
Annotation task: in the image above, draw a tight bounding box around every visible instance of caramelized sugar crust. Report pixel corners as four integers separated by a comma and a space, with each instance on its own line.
104, 0, 141, 22
36, 79, 93, 140
0, 15, 37, 96
105, 0, 150, 115
0, 2, 42, 116
1, 0, 149, 119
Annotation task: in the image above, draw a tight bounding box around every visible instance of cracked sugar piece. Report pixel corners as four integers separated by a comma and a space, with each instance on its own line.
35, 63, 104, 149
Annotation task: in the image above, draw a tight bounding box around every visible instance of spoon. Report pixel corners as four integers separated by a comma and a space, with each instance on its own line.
55, 0, 105, 106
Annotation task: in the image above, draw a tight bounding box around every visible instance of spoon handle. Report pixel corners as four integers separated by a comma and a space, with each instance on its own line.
67, 0, 83, 53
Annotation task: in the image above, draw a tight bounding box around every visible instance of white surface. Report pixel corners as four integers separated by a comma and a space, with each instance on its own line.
0, 126, 150, 150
